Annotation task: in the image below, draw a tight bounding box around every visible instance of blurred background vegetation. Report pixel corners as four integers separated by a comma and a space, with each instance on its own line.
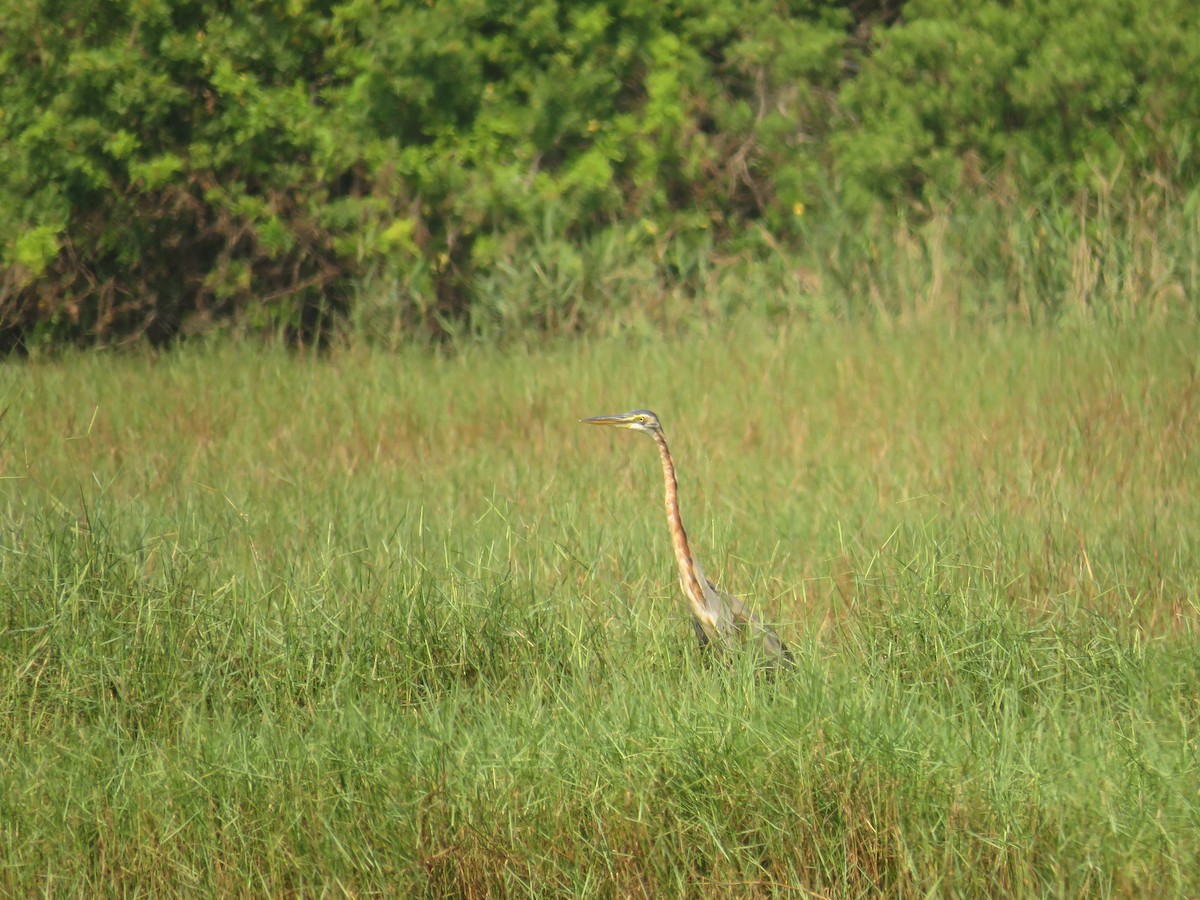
2, 0, 1198, 350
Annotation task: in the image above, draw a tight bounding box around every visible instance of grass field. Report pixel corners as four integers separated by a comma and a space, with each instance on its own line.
2, 318, 1198, 895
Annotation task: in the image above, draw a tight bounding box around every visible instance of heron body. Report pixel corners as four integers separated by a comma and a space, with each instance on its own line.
581, 409, 792, 666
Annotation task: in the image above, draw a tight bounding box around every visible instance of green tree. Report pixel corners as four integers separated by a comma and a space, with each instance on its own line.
833, 0, 1200, 208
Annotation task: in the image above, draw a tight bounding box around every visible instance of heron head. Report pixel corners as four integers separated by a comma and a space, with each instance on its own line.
580, 409, 663, 436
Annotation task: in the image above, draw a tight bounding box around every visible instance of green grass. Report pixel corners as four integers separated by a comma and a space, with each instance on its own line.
2, 320, 1198, 895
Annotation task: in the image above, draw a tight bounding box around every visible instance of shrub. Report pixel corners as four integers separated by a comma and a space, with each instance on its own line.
0, 1, 378, 347
0, 0, 849, 348
2, 0, 1197, 349
833, 0, 1200, 210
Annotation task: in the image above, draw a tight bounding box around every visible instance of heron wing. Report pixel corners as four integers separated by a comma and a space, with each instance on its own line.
690, 558, 736, 636
697, 568, 793, 666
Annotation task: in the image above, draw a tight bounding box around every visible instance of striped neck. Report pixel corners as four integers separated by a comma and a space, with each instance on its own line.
653, 430, 705, 615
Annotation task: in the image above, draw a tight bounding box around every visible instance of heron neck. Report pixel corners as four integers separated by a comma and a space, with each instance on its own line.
654, 431, 703, 608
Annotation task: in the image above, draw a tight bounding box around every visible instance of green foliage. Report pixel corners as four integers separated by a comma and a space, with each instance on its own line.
0, 0, 849, 347
2, 0, 1199, 348
835, 0, 1200, 209
339, 0, 849, 327
0, 0, 377, 347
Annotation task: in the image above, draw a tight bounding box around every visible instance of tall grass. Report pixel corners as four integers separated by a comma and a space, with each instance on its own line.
1, 321, 1198, 894
352, 182, 1200, 344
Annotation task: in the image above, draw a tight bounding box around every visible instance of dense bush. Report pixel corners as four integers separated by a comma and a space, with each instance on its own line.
1, 0, 1197, 348
340, 0, 850, 335
0, 0, 848, 347
835, 0, 1200, 209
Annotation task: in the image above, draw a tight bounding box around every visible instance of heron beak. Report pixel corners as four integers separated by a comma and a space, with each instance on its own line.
580, 414, 632, 427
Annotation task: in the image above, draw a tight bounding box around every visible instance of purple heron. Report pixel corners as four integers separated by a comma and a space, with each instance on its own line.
581, 409, 793, 666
